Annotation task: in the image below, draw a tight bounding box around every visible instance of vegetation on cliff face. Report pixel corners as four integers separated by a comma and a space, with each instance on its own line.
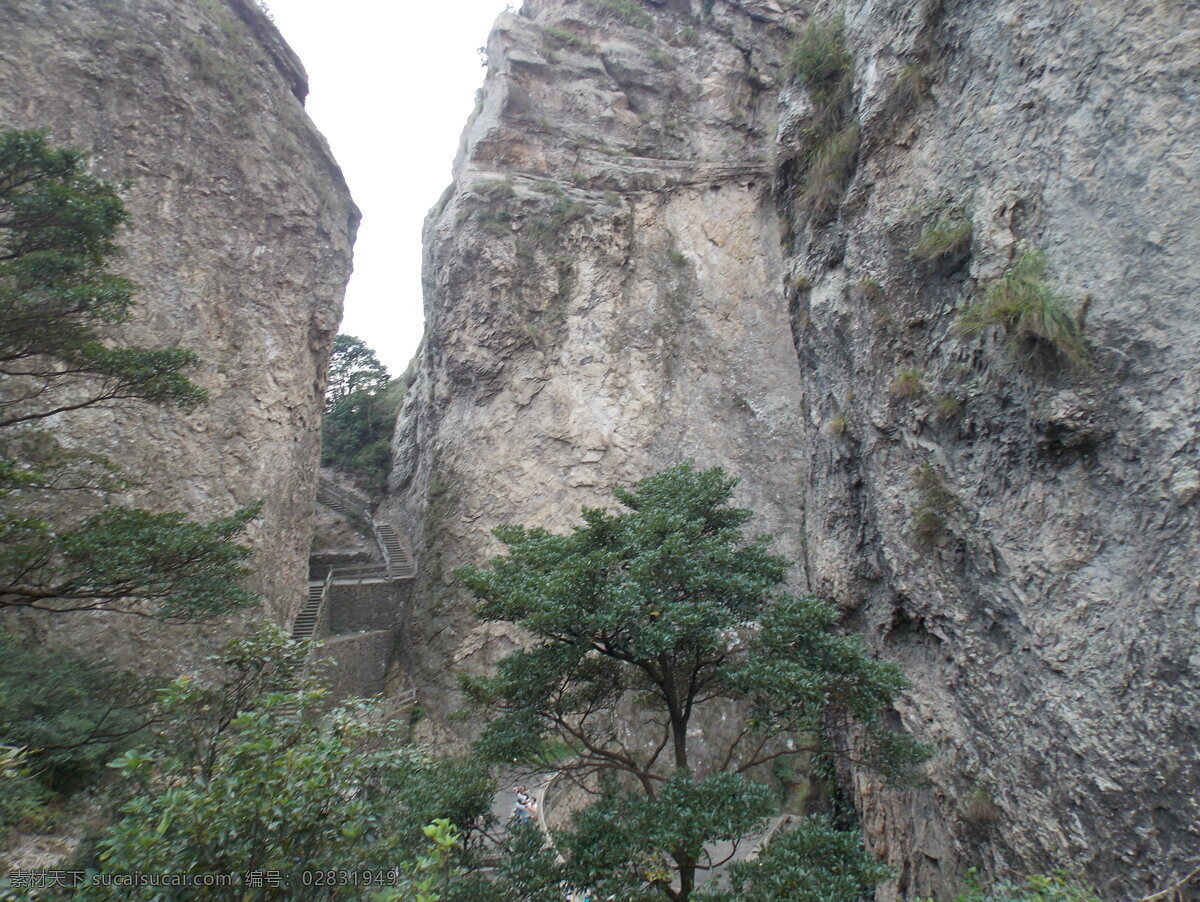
956, 247, 1087, 365
457, 463, 928, 900
0, 129, 259, 622
783, 17, 859, 223
0, 129, 259, 837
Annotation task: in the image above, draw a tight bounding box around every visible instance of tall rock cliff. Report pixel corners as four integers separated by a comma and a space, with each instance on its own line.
387, 0, 1198, 896
0, 0, 358, 662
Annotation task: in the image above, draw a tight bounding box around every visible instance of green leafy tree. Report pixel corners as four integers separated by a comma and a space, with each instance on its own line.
87, 625, 495, 901
0, 503, 260, 618
457, 463, 929, 900
321, 336, 410, 492
320, 379, 403, 491
0, 630, 155, 829
0, 129, 257, 620
0, 129, 206, 426
701, 817, 891, 901
325, 333, 389, 410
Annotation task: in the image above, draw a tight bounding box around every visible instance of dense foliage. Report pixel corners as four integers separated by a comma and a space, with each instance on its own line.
702, 817, 891, 902
321, 334, 407, 492
85, 626, 494, 901
0, 632, 153, 830
922, 870, 1102, 902
457, 463, 928, 900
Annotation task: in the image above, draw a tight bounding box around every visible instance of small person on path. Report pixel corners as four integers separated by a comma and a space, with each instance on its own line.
513, 785, 536, 824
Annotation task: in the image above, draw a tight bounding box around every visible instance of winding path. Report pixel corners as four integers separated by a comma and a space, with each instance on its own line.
486, 765, 789, 890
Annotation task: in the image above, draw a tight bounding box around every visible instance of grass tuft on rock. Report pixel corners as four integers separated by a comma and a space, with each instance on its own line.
890, 367, 925, 401
786, 16, 852, 87
911, 212, 972, 263
911, 462, 957, 549
799, 124, 860, 221
586, 0, 653, 28
957, 248, 1086, 364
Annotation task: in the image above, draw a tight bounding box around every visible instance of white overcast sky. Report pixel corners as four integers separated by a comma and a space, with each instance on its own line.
267, 0, 512, 374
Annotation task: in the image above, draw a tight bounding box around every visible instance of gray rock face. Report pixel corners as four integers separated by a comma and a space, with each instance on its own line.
0, 0, 358, 665
389, 0, 1198, 896
383, 0, 809, 738
785, 1, 1199, 897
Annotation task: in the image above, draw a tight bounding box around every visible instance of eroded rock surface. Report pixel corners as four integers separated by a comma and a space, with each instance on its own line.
383, 0, 808, 736
389, 0, 1197, 897
0, 0, 358, 666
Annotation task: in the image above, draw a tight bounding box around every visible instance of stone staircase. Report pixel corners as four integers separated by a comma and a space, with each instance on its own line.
287, 476, 418, 715
314, 477, 415, 580
292, 577, 328, 641
374, 522, 415, 579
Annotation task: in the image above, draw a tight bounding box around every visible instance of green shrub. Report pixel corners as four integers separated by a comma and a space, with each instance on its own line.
524, 196, 590, 250
649, 47, 676, 68
476, 178, 515, 201
789, 20, 854, 139
911, 461, 956, 549
1, 745, 50, 830
858, 276, 885, 302
894, 63, 930, 110
542, 25, 594, 52
88, 626, 495, 900
0, 632, 152, 828
785, 17, 852, 87
911, 212, 972, 263
783, 19, 858, 221
474, 207, 514, 236
935, 393, 963, 419
586, 0, 653, 28
924, 869, 1101, 902
962, 786, 1001, 826
957, 248, 1086, 363
890, 367, 925, 401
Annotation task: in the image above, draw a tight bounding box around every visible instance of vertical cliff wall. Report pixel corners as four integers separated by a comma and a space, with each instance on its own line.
383, 0, 808, 733
784, 1, 1199, 898
388, 0, 1197, 897
0, 0, 358, 662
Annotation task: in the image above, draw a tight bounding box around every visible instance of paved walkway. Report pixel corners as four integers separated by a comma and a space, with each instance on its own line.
485, 771, 553, 852
485, 767, 787, 891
